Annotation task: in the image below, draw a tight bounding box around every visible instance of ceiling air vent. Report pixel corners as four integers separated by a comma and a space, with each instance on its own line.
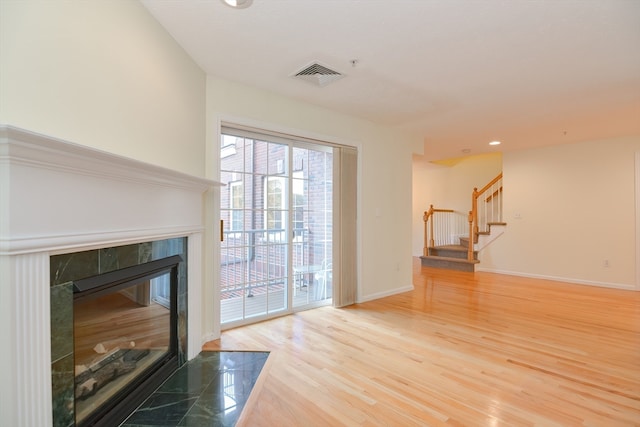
292, 62, 344, 87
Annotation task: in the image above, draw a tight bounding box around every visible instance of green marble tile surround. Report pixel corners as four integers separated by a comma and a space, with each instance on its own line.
50, 238, 187, 427
121, 351, 269, 427
50, 280, 74, 427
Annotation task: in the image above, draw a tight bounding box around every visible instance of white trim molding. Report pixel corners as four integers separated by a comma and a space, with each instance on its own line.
358, 284, 415, 303
476, 267, 637, 291
0, 125, 220, 256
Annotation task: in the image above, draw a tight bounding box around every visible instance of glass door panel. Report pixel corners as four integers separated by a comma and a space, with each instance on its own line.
220, 131, 332, 326
221, 136, 290, 324
291, 146, 332, 308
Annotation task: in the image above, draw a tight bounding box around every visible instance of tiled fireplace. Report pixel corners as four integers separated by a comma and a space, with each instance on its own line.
51, 239, 186, 426
0, 126, 218, 426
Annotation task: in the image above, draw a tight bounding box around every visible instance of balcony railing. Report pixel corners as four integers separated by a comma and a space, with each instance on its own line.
221, 227, 328, 298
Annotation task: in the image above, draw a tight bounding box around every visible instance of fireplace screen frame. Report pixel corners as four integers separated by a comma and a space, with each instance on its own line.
72, 254, 182, 427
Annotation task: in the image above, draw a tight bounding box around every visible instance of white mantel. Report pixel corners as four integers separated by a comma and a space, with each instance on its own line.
0, 125, 219, 426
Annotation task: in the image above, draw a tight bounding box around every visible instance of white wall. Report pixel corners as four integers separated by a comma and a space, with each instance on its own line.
412, 157, 448, 256
1, 1, 424, 351
0, 0, 206, 176
1, 0, 214, 380
480, 136, 640, 290
205, 76, 423, 336
412, 153, 502, 256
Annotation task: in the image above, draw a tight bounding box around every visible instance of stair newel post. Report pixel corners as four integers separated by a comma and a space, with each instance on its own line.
467, 210, 474, 261
423, 210, 429, 257
428, 205, 435, 250
471, 187, 479, 238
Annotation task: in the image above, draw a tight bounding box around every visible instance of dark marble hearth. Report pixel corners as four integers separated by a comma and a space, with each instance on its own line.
121, 351, 269, 427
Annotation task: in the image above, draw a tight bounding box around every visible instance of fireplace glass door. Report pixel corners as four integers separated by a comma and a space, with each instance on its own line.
73, 256, 180, 426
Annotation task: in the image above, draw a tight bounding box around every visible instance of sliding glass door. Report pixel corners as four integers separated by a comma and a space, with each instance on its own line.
291, 145, 333, 309
220, 129, 333, 326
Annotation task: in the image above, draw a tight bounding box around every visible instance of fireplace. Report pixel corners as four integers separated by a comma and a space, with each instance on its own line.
51, 239, 189, 426
0, 126, 220, 426
76, 253, 184, 425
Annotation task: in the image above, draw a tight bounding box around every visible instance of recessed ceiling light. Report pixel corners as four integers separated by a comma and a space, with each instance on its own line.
489, 141, 501, 146
221, 0, 253, 9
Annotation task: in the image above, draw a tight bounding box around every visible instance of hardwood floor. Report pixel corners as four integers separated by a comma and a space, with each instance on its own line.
204, 258, 640, 426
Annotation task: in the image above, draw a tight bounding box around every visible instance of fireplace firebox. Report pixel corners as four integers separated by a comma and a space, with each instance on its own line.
72, 255, 182, 427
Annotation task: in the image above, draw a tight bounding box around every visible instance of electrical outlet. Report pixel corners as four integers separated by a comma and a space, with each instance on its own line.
603, 259, 610, 268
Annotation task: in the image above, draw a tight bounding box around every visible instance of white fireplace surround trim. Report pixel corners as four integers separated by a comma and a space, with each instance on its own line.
1, 125, 218, 255
0, 125, 220, 426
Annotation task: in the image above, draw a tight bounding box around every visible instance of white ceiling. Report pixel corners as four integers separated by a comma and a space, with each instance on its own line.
141, 0, 640, 162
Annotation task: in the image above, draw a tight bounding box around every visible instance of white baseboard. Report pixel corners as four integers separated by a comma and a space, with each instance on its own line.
358, 284, 414, 303
201, 332, 220, 347
475, 267, 637, 291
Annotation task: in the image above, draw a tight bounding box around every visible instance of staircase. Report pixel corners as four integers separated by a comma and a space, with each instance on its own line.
420, 173, 505, 272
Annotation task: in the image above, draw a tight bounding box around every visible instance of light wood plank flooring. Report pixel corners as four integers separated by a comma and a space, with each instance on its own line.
204, 258, 640, 426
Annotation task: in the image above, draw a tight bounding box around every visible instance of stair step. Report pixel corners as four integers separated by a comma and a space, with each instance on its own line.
420, 255, 479, 272
459, 222, 508, 244
430, 244, 476, 259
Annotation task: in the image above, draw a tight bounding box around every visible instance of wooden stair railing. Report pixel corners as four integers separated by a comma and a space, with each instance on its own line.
423, 172, 504, 263
422, 205, 454, 256
469, 172, 503, 260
